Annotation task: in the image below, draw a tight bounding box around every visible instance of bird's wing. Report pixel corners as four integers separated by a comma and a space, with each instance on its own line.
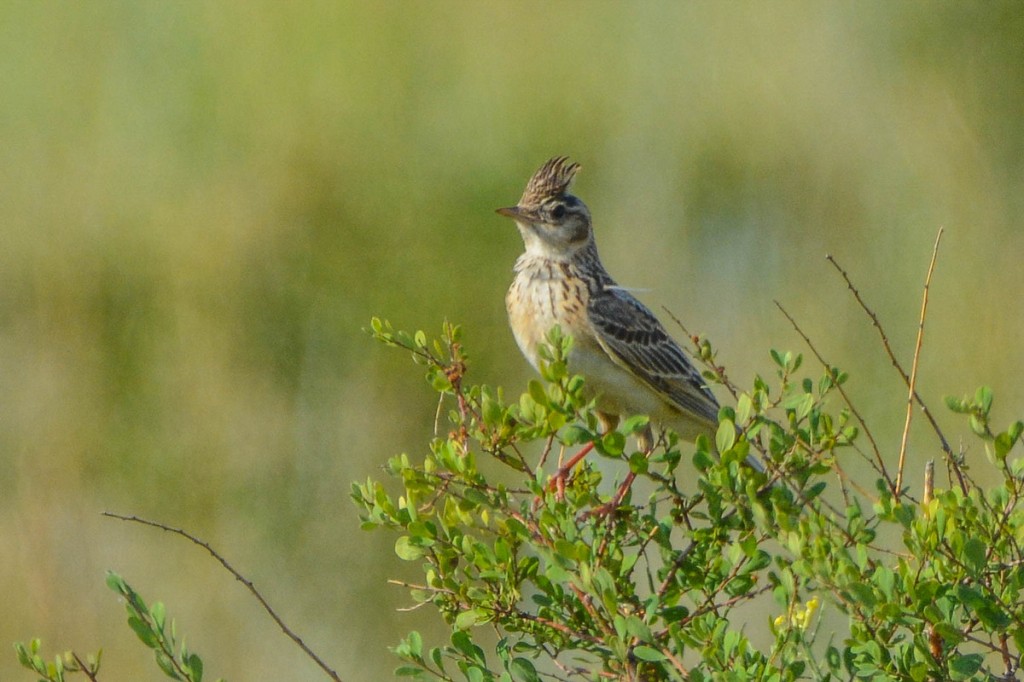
587, 286, 719, 425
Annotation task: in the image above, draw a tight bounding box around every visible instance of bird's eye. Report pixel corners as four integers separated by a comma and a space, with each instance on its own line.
550, 204, 566, 219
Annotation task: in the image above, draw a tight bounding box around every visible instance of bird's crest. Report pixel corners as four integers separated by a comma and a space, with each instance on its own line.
519, 156, 580, 206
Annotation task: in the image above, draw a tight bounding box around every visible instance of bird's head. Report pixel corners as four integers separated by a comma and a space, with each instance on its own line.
497, 156, 593, 258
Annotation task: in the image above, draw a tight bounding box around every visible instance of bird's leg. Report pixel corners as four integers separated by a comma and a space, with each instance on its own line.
548, 413, 619, 500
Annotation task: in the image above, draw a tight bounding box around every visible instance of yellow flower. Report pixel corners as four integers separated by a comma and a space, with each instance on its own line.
776, 596, 820, 631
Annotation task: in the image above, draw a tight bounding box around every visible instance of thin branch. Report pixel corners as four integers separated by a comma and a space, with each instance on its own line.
101, 512, 343, 682
657, 646, 691, 679
896, 228, 944, 496
508, 608, 607, 646
662, 308, 740, 400
678, 584, 774, 628
774, 300, 891, 492
71, 652, 100, 682
825, 252, 962, 492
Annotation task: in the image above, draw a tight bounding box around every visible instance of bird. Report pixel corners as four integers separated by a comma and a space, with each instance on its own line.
497, 156, 762, 508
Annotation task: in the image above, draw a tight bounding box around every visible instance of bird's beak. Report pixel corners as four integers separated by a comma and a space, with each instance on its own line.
496, 206, 524, 220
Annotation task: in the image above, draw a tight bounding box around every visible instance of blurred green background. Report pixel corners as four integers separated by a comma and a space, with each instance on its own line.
2, 2, 1022, 680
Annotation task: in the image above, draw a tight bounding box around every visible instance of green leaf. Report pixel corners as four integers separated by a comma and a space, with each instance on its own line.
622, 414, 650, 434
527, 380, 548, 407
482, 393, 504, 426
151, 601, 166, 632
396, 330, 414, 348
962, 537, 987, 575
13, 642, 30, 667
955, 584, 986, 612
394, 665, 428, 678
692, 444, 714, 471
793, 393, 814, 421
949, 653, 983, 679
977, 603, 1011, 630
874, 565, 895, 601
846, 582, 877, 608
632, 646, 666, 662
508, 657, 539, 682
1013, 628, 1024, 655
805, 481, 827, 500
395, 536, 426, 561
454, 608, 490, 630
155, 651, 180, 679
185, 653, 203, 682
105, 571, 128, 595
994, 429, 1015, 460
736, 393, 752, 424
621, 615, 654, 643
407, 631, 423, 659
451, 630, 486, 665
716, 420, 736, 453
627, 451, 648, 475
974, 386, 993, 414
127, 615, 160, 649
945, 395, 967, 413
560, 424, 591, 445
826, 646, 842, 671
598, 431, 625, 457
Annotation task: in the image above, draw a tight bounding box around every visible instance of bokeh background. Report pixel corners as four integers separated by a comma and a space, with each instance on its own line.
2, 2, 1022, 680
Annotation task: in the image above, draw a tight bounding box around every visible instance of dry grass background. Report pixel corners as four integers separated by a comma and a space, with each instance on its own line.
1, 3, 1022, 680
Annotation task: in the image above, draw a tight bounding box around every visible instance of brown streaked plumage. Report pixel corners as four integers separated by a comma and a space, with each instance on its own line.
497, 156, 763, 486
518, 156, 581, 207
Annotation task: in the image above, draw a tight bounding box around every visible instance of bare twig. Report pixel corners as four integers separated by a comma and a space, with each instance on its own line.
101, 512, 343, 682
658, 647, 691, 678
663, 308, 740, 400
825, 251, 961, 491
774, 300, 891, 492
896, 228, 944, 495
923, 460, 934, 507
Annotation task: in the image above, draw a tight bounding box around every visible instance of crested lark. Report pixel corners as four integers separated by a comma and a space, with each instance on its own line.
498, 157, 762, 501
